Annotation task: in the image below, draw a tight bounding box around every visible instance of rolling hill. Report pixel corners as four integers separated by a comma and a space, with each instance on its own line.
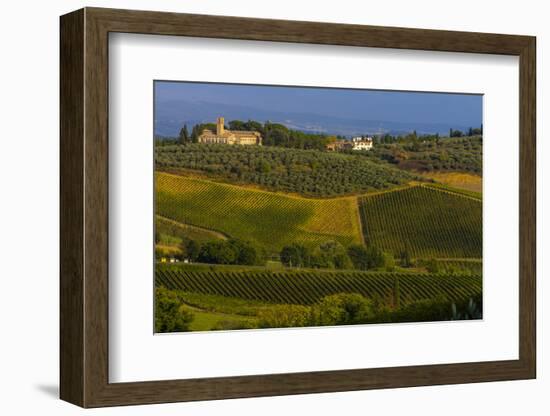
359, 185, 482, 258
156, 172, 363, 254
155, 143, 416, 197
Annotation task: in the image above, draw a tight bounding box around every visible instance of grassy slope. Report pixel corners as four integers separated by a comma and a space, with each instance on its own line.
182, 303, 257, 331
420, 171, 482, 194
359, 185, 482, 258
421, 182, 482, 201
157, 215, 228, 242
156, 215, 228, 256
156, 172, 362, 254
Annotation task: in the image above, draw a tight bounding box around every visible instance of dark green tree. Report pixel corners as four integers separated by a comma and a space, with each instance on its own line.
155, 287, 194, 332
185, 240, 201, 261
393, 277, 401, 309
399, 249, 412, 268
228, 120, 246, 131
347, 244, 370, 270
229, 239, 260, 266
178, 124, 189, 144
310, 240, 351, 269
197, 241, 237, 264
365, 245, 385, 269
280, 243, 311, 268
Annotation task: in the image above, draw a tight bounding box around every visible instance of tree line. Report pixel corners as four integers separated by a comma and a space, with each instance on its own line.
171, 121, 482, 148
174, 119, 335, 151
279, 241, 396, 271
155, 235, 263, 267
156, 231, 402, 273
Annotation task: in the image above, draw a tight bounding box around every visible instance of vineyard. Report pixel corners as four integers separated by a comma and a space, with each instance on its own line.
156, 264, 482, 306
156, 172, 362, 253
359, 185, 482, 258
421, 182, 482, 200
434, 259, 483, 274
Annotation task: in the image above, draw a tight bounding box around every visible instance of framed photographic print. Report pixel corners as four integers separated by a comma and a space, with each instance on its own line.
60, 7, 536, 408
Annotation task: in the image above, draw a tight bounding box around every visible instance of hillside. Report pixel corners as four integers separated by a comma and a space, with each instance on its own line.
155, 143, 416, 197
156, 263, 482, 305
359, 185, 482, 258
155, 172, 363, 254
419, 171, 482, 194
357, 136, 482, 174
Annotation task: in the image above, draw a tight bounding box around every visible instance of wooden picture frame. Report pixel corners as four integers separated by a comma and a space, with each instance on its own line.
60, 7, 536, 408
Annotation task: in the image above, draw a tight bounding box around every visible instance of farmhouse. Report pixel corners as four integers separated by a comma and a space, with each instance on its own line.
351, 136, 373, 151
326, 137, 373, 152
326, 140, 352, 151
198, 117, 262, 145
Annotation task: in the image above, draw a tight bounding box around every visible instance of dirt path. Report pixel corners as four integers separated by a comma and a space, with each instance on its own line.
156, 215, 229, 240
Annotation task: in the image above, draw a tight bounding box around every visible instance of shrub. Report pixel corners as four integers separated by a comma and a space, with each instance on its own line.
258, 305, 312, 328
387, 295, 452, 323
425, 258, 440, 273
312, 293, 373, 326
383, 252, 396, 272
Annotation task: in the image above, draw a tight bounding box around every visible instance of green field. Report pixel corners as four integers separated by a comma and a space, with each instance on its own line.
359, 185, 482, 258
156, 264, 481, 306
430, 259, 483, 274
182, 303, 257, 331
156, 172, 363, 254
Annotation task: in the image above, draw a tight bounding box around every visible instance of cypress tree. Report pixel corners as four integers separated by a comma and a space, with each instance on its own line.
178, 124, 189, 144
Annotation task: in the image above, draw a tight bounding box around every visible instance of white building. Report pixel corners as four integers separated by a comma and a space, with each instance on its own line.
351, 136, 373, 151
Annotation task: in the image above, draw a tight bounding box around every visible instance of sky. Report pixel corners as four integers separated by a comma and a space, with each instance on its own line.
155, 81, 482, 128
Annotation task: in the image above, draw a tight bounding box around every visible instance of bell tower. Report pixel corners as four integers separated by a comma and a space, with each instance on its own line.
216, 117, 225, 135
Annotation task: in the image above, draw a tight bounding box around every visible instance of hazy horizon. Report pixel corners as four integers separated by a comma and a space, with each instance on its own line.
154, 81, 483, 137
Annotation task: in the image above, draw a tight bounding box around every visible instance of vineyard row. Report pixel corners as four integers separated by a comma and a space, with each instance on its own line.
156, 267, 482, 305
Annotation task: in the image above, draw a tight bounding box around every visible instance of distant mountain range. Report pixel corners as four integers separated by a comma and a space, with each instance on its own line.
154, 99, 473, 138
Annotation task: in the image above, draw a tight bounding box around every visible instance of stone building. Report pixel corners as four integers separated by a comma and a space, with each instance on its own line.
198, 117, 262, 145
326, 136, 374, 151
351, 136, 373, 151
